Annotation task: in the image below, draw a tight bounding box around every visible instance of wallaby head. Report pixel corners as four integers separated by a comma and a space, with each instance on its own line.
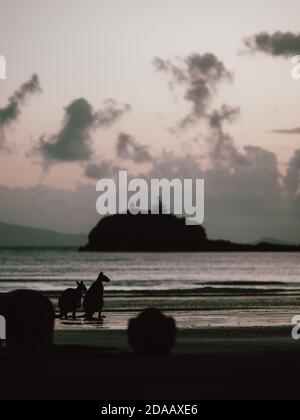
97, 272, 111, 283
76, 281, 87, 293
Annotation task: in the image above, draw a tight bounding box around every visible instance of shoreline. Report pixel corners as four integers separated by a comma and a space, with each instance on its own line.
55, 308, 299, 330
1, 326, 300, 400
54, 324, 297, 347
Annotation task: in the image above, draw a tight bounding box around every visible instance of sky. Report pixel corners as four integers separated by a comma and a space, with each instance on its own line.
0, 0, 300, 242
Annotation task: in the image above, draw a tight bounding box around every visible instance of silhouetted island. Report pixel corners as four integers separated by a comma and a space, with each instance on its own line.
80, 212, 300, 252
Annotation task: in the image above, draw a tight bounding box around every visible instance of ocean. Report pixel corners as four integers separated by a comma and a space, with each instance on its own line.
0, 249, 299, 329
0, 249, 299, 293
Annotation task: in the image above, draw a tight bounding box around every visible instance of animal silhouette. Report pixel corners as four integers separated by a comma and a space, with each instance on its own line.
128, 308, 176, 356
59, 281, 87, 319
0, 290, 55, 358
83, 272, 111, 320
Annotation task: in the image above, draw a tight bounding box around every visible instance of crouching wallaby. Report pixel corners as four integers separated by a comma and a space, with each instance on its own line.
83, 272, 111, 320
128, 308, 176, 356
0, 290, 55, 358
59, 281, 87, 319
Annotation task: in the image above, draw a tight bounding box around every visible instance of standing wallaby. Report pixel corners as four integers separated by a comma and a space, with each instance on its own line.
83, 272, 111, 320
0, 290, 55, 358
59, 281, 87, 319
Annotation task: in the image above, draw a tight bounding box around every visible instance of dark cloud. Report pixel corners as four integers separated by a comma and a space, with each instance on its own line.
271, 127, 300, 135
84, 160, 120, 180
37, 98, 96, 165
154, 52, 242, 167
207, 105, 245, 165
154, 52, 251, 176
0, 74, 41, 146
244, 31, 300, 57
154, 53, 232, 128
116, 132, 152, 163
36, 98, 130, 166
97, 99, 131, 127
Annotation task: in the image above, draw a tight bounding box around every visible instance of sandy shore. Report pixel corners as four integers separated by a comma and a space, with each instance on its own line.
54, 324, 298, 351
1, 325, 300, 400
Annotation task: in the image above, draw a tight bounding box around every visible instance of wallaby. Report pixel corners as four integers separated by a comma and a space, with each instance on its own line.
0, 290, 55, 358
128, 308, 176, 356
59, 281, 87, 319
83, 272, 111, 320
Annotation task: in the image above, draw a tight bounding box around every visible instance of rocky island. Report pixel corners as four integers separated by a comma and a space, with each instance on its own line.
80, 212, 300, 252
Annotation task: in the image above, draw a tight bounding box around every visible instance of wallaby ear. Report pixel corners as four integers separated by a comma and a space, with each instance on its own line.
76, 281, 80, 285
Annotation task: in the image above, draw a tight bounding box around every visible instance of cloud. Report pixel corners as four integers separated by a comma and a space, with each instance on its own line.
271, 127, 300, 135
244, 31, 300, 57
143, 144, 296, 243
1, 142, 300, 243
116, 132, 152, 163
154, 53, 232, 128
207, 105, 245, 165
284, 149, 300, 195
97, 99, 131, 127
154, 52, 253, 177
84, 160, 120, 180
146, 150, 204, 180
0, 74, 41, 146
154, 52, 242, 167
35, 98, 130, 166
37, 98, 97, 165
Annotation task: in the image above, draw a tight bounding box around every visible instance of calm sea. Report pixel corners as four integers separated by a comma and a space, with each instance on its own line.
0, 249, 299, 294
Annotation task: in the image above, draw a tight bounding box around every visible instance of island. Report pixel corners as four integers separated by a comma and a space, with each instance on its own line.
79, 212, 300, 252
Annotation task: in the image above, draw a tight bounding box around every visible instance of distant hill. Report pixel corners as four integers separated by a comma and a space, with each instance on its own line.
254, 237, 298, 246
80, 213, 208, 252
79, 213, 300, 253
0, 222, 87, 247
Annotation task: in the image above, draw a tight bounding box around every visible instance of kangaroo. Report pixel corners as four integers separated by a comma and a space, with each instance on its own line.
128, 308, 176, 356
83, 272, 111, 320
0, 290, 55, 358
59, 281, 87, 319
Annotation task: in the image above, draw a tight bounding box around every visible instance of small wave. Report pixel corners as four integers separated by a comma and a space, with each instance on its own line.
199, 280, 290, 286
34, 286, 300, 299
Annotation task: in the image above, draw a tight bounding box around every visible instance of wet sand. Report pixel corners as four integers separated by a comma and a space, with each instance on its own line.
56, 308, 299, 331
1, 326, 300, 400
52, 287, 300, 331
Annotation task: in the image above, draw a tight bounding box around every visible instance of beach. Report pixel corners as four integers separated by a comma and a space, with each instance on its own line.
1, 289, 300, 400
1, 249, 300, 399
1, 325, 300, 400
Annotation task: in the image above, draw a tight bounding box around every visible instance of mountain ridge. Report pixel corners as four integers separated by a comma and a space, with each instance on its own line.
0, 221, 87, 247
